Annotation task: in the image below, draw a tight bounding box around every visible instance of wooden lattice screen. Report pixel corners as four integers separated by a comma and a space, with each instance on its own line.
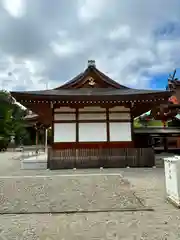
48, 147, 155, 169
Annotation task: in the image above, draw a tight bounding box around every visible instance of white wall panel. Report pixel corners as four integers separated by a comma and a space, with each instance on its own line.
54, 113, 76, 121
79, 106, 105, 112
54, 123, 76, 142
109, 112, 130, 120
110, 122, 132, 141
79, 113, 106, 120
79, 123, 107, 142
54, 107, 75, 112
109, 106, 130, 112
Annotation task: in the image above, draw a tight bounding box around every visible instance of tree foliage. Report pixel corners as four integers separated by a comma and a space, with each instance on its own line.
0, 90, 29, 148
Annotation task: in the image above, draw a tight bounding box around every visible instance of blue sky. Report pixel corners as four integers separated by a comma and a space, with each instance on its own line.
0, 0, 180, 91
150, 74, 169, 90
150, 69, 180, 90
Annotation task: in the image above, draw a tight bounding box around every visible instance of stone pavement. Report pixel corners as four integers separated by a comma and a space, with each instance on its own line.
0, 152, 180, 239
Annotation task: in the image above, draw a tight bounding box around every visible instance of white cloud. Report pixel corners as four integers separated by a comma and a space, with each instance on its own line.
109, 26, 131, 41
50, 41, 83, 58
0, 0, 180, 91
2, 0, 26, 18
78, 0, 107, 23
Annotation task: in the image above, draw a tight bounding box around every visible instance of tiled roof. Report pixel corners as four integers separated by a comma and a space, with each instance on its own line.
57, 65, 126, 89
12, 88, 171, 97
11, 61, 172, 102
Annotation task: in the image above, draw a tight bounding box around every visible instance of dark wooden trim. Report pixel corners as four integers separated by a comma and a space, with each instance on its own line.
53, 119, 131, 123
52, 141, 134, 149
17, 93, 170, 103
106, 107, 110, 141
53, 103, 134, 109
130, 108, 134, 142
52, 105, 54, 146
75, 108, 79, 142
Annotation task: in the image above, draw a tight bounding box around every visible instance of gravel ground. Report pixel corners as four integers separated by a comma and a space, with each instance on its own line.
0, 175, 146, 214
0, 152, 180, 239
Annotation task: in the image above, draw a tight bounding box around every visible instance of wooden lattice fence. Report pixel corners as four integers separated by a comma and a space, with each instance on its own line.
48, 147, 155, 169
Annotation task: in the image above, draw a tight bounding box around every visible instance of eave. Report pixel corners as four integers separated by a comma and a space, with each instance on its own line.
11, 88, 172, 102
10, 89, 172, 119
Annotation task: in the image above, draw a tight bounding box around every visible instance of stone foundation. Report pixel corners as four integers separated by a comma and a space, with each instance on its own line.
21, 154, 47, 170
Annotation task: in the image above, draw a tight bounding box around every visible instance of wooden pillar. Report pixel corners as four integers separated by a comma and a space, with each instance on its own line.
51, 102, 54, 147
35, 128, 38, 146
48, 102, 54, 169
163, 137, 168, 152
35, 126, 38, 154
177, 138, 180, 148
45, 128, 48, 152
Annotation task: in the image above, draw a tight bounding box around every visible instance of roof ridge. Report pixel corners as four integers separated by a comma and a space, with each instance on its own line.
93, 67, 129, 89
54, 71, 85, 89
54, 63, 130, 89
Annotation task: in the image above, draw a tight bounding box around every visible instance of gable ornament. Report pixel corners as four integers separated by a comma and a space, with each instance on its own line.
88, 77, 95, 86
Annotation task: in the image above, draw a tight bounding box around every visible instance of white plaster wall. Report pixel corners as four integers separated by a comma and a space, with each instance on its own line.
79, 113, 106, 120
54, 113, 76, 121
109, 106, 130, 112
54, 123, 76, 142
109, 122, 132, 141
109, 112, 130, 120
54, 107, 75, 112
79, 106, 105, 112
79, 123, 107, 142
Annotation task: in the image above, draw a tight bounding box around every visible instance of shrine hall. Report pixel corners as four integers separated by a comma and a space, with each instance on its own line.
11, 60, 172, 169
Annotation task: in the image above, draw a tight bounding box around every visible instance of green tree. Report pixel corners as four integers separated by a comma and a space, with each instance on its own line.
0, 91, 13, 132
0, 90, 29, 149
11, 104, 30, 145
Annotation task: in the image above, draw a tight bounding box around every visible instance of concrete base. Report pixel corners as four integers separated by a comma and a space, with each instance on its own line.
21, 154, 47, 170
